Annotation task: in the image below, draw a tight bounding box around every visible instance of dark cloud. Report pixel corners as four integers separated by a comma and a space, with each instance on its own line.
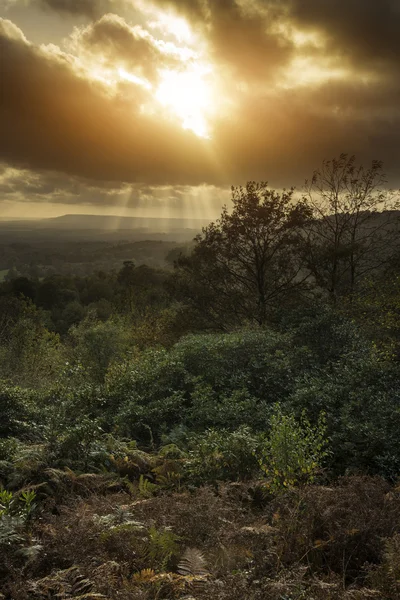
33, 0, 400, 78
287, 0, 400, 70
0, 19, 217, 186
207, 1, 292, 81
0, 166, 118, 204
38, 0, 115, 19
0, 164, 229, 219
212, 85, 400, 186
151, 0, 400, 76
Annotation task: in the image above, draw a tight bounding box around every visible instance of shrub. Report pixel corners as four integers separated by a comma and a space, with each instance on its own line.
290, 354, 400, 479
0, 385, 38, 438
259, 406, 329, 492
185, 427, 262, 485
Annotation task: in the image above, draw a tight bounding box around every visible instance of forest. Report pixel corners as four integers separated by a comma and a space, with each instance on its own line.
1, 155, 400, 599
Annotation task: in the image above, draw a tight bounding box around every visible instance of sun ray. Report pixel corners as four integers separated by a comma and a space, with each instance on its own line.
155, 64, 214, 138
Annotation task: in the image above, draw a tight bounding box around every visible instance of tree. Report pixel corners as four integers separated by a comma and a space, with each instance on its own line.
117, 260, 136, 313
69, 317, 132, 383
0, 300, 62, 387
302, 154, 400, 303
170, 182, 311, 329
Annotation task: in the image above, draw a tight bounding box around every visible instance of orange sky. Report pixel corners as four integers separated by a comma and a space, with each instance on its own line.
1, 0, 400, 218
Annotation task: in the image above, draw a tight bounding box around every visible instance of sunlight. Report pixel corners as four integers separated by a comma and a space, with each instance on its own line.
282, 57, 349, 88
118, 68, 152, 90
151, 12, 194, 44
155, 65, 214, 138
134, 0, 195, 44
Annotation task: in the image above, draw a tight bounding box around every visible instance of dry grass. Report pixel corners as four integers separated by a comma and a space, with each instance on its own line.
2, 476, 400, 599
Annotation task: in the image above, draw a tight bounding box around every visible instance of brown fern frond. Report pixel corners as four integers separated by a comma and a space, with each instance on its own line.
178, 548, 209, 577
27, 566, 104, 599
70, 574, 93, 596
132, 568, 156, 584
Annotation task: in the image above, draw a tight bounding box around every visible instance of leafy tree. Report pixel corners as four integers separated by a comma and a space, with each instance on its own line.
0, 301, 62, 387
68, 316, 132, 383
170, 182, 311, 329
117, 260, 136, 313
10, 277, 37, 301
302, 154, 400, 303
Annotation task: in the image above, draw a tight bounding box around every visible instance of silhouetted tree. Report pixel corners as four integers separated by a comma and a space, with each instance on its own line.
171, 182, 311, 329
302, 154, 400, 303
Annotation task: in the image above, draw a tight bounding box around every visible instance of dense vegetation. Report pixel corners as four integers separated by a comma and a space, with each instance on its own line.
1, 156, 400, 599
0, 238, 187, 280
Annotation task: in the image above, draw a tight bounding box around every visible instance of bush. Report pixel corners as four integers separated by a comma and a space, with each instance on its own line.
185, 427, 262, 485
259, 405, 329, 492
290, 353, 400, 479
110, 330, 312, 440
0, 385, 38, 438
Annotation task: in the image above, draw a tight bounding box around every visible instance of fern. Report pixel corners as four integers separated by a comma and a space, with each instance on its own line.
133, 568, 156, 583
147, 526, 181, 570
178, 548, 209, 577
138, 474, 158, 498
0, 515, 24, 548
156, 470, 182, 491
26, 566, 106, 599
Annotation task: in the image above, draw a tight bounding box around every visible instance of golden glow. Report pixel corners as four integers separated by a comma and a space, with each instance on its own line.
151, 13, 194, 43
282, 57, 349, 88
155, 65, 214, 138
134, 0, 195, 43
118, 67, 152, 90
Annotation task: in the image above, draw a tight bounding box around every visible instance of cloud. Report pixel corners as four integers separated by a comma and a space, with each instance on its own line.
207, 1, 293, 81
0, 163, 230, 220
287, 0, 400, 72
0, 165, 122, 204
70, 13, 177, 80
146, 0, 293, 81
0, 19, 217, 186
38, 0, 119, 19
2, 0, 400, 206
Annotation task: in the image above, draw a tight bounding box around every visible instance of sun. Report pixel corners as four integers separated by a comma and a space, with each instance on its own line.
155, 64, 214, 138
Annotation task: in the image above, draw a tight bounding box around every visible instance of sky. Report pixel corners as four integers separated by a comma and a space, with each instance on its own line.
1, 0, 400, 219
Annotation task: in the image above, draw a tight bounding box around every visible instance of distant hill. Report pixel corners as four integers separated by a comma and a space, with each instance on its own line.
0, 214, 212, 243
0, 214, 211, 232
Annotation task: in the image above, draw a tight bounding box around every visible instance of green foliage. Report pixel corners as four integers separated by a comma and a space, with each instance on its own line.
109, 347, 188, 440
69, 316, 132, 383
259, 406, 329, 491
112, 329, 312, 440
55, 417, 105, 470
0, 514, 25, 551
0, 489, 37, 520
147, 526, 181, 571
290, 352, 400, 479
0, 488, 37, 559
0, 301, 63, 387
138, 474, 159, 498
0, 384, 38, 437
185, 427, 261, 485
